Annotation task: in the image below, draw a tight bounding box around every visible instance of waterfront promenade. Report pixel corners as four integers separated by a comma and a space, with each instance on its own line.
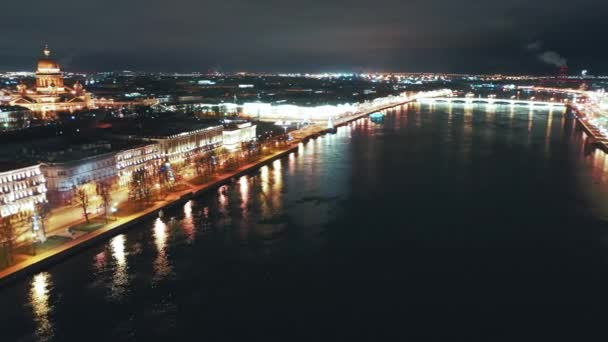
0, 91, 446, 286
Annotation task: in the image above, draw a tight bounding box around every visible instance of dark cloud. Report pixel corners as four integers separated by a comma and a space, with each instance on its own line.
0, 0, 607, 73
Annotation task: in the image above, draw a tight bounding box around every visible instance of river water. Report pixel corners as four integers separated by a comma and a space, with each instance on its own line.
1, 103, 608, 341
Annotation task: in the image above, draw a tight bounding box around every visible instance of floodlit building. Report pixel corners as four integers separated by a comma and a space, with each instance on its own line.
0, 164, 47, 218
222, 122, 256, 151
111, 118, 224, 164
115, 143, 161, 186
153, 125, 224, 163
26, 140, 118, 205
8, 45, 93, 112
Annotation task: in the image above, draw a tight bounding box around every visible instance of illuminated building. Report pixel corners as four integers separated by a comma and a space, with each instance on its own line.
115, 143, 161, 186
222, 122, 256, 151
8, 45, 93, 112
153, 126, 224, 163
113, 120, 224, 164
0, 105, 33, 130
37, 141, 117, 205
0, 164, 47, 218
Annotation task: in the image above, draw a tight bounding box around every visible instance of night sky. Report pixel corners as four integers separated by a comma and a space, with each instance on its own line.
1, 0, 606, 74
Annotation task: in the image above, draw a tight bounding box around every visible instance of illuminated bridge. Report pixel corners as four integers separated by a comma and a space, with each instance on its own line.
418, 97, 566, 108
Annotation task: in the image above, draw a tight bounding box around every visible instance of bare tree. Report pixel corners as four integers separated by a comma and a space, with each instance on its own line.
0, 215, 16, 267
129, 169, 152, 205
96, 181, 112, 223
34, 201, 50, 236
75, 185, 90, 223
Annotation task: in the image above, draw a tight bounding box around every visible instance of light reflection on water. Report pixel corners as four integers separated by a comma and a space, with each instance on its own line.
239, 175, 250, 218
182, 200, 195, 243
110, 235, 128, 299
260, 165, 271, 217
30, 272, 53, 341
153, 218, 171, 282
218, 185, 229, 216
272, 159, 283, 210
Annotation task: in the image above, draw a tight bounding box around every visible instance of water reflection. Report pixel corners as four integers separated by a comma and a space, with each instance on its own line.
272, 160, 283, 210
239, 176, 250, 218
259, 165, 270, 216
153, 218, 172, 282
182, 200, 195, 243
288, 152, 296, 176
218, 185, 229, 216
110, 234, 129, 298
544, 110, 554, 156
30, 272, 54, 341
527, 109, 534, 144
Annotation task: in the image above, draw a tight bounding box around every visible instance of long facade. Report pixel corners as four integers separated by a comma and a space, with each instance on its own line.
153, 125, 224, 163
41, 153, 117, 205
1, 122, 254, 209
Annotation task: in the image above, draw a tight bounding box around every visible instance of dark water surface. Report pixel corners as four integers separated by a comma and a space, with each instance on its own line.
2, 103, 608, 341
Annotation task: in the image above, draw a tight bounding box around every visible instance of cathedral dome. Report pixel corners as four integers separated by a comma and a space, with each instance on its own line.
37, 59, 60, 71
36, 45, 61, 73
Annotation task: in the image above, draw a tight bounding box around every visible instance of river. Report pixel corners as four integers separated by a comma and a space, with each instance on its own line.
1, 102, 608, 341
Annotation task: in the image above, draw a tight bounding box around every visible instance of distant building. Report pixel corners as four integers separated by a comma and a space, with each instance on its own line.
222, 122, 256, 151
8, 45, 93, 113
0, 105, 32, 130
0, 164, 47, 218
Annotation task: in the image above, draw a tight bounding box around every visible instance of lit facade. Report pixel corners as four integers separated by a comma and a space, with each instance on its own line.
0, 165, 47, 218
41, 153, 117, 205
8, 45, 93, 112
152, 126, 224, 163
115, 143, 161, 186
222, 122, 257, 151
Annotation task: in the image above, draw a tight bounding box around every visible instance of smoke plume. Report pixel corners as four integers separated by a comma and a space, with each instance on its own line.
538, 51, 567, 67
525, 41, 567, 67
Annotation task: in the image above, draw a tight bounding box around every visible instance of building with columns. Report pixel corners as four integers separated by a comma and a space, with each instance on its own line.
7, 45, 93, 112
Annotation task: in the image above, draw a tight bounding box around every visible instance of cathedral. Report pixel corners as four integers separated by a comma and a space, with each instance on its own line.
2, 45, 92, 112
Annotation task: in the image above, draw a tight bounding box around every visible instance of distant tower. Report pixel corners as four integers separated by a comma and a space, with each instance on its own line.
558, 66, 568, 80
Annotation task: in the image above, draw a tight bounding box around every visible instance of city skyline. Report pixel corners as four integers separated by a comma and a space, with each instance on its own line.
0, 0, 606, 74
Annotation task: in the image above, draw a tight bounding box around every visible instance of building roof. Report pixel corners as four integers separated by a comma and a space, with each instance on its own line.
109, 116, 223, 139
37, 45, 61, 72
0, 136, 152, 165
0, 161, 39, 174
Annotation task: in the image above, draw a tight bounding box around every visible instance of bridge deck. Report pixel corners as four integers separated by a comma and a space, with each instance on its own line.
420, 97, 565, 107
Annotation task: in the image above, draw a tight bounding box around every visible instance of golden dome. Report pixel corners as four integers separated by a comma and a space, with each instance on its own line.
37, 59, 60, 70
37, 45, 60, 72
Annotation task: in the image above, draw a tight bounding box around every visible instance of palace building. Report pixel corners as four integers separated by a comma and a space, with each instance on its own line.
7, 45, 93, 112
